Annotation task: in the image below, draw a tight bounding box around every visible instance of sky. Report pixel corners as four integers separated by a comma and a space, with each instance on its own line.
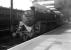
13, 0, 33, 10
0, 0, 33, 10
0, 0, 10, 8
0, 0, 55, 10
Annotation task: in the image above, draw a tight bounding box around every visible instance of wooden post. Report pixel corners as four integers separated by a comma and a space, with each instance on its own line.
10, 0, 13, 32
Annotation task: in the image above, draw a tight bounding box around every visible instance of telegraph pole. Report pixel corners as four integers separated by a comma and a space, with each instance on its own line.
10, 0, 13, 32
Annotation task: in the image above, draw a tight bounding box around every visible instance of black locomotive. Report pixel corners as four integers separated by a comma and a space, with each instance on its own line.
13, 7, 65, 41
0, 7, 64, 41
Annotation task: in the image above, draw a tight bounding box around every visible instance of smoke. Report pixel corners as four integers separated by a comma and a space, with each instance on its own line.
54, 0, 71, 21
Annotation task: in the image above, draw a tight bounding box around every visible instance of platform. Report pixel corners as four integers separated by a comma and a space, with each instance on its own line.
8, 23, 71, 50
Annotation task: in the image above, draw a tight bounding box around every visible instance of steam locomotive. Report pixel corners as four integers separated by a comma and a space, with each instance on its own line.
13, 7, 65, 41
0, 7, 64, 41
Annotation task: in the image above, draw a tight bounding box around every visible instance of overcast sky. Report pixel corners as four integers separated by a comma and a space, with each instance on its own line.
0, 0, 10, 8
0, 0, 33, 10
0, 0, 55, 10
